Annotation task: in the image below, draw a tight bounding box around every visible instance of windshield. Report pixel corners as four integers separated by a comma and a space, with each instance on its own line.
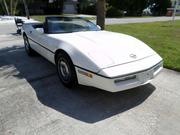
47, 17, 100, 34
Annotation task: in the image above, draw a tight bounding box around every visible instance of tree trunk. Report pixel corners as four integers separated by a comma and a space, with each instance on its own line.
10, 0, 13, 15
23, 0, 30, 19
97, 0, 106, 30
13, 0, 19, 15
3, 0, 9, 15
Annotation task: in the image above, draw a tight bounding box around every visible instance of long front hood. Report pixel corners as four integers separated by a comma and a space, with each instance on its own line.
51, 31, 157, 69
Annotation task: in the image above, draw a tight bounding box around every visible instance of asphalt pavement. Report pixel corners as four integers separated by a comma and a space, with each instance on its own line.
0, 22, 180, 135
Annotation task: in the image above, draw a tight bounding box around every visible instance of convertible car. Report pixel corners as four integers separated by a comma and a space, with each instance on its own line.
22, 16, 163, 92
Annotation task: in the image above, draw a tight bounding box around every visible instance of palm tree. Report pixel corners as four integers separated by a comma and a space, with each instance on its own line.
0, 0, 20, 15
2, 0, 10, 15
13, 0, 19, 15
22, 0, 29, 19
97, 0, 106, 30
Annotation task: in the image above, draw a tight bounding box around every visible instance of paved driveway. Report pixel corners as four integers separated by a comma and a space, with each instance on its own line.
0, 24, 180, 135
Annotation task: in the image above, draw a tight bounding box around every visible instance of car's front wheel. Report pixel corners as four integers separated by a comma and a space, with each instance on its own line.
56, 52, 78, 88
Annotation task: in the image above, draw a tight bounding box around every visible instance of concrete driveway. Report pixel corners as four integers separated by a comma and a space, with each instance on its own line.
0, 24, 180, 135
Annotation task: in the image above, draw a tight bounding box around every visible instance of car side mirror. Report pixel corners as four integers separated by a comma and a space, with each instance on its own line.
36, 28, 44, 34
97, 25, 101, 30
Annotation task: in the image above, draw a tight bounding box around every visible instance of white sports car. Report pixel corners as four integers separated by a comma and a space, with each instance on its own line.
22, 16, 163, 92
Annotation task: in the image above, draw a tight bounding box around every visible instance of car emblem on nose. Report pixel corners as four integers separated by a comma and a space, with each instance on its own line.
130, 54, 137, 59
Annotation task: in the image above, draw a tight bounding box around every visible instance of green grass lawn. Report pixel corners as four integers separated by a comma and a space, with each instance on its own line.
31, 15, 46, 22
106, 21, 180, 71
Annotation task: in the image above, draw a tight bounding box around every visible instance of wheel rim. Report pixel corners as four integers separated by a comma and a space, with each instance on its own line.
24, 37, 30, 53
58, 59, 70, 82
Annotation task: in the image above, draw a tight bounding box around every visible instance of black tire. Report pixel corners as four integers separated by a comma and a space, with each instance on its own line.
56, 52, 78, 88
23, 35, 36, 56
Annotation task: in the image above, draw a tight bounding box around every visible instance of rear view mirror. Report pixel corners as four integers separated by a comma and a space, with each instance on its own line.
36, 28, 44, 34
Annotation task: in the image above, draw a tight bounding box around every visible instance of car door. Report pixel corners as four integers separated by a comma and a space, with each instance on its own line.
27, 27, 43, 55
34, 29, 56, 64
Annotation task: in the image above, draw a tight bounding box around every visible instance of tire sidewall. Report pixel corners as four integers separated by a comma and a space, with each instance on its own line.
23, 35, 36, 56
23, 35, 31, 55
56, 53, 77, 87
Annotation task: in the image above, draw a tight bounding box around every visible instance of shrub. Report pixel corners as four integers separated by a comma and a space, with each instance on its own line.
106, 6, 124, 17
85, 4, 96, 15
149, 0, 172, 16
107, 0, 147, 16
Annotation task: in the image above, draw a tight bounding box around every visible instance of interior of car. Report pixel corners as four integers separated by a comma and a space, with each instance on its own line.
32, 16, 100, 34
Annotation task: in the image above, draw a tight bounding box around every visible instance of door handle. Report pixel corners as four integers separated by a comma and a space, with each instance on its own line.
29, 31, 32, 34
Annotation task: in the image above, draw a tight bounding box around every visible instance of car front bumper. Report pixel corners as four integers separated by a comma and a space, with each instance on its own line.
76, 61, 163, 92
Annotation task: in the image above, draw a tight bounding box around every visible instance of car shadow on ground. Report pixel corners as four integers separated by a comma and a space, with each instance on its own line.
0, 45, 156, 123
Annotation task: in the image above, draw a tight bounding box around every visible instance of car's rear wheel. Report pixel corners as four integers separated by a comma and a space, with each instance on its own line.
56, 52, 78, 88
23, 35, 35, 56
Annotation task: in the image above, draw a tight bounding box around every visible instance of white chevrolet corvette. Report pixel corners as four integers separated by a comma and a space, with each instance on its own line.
22, 16, 163, 92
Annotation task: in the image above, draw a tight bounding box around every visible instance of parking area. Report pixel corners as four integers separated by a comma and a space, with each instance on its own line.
0, 24, 180, 135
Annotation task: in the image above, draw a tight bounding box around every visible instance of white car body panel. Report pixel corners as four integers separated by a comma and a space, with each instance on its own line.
50, 31, 157, 71
99, 54, 162, 78
22, 22, 163, 92
76, 62, 163, 92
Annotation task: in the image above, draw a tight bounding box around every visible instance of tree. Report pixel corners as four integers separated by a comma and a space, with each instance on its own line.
78, 0, 96, 14
12, 0, 19, 15
2, 0, 10, 15
23, 0, 29, 19
107, 0, 148, 16
97, 0, 106, 30
44, 0, 64, 14
0, 0, 20, 15
149, 0, 172, 15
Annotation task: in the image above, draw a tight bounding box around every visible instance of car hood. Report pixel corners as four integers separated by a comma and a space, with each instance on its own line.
51, 31, 157, 69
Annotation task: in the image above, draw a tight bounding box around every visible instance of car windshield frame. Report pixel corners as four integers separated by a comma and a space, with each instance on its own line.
45, 17, 100, 34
